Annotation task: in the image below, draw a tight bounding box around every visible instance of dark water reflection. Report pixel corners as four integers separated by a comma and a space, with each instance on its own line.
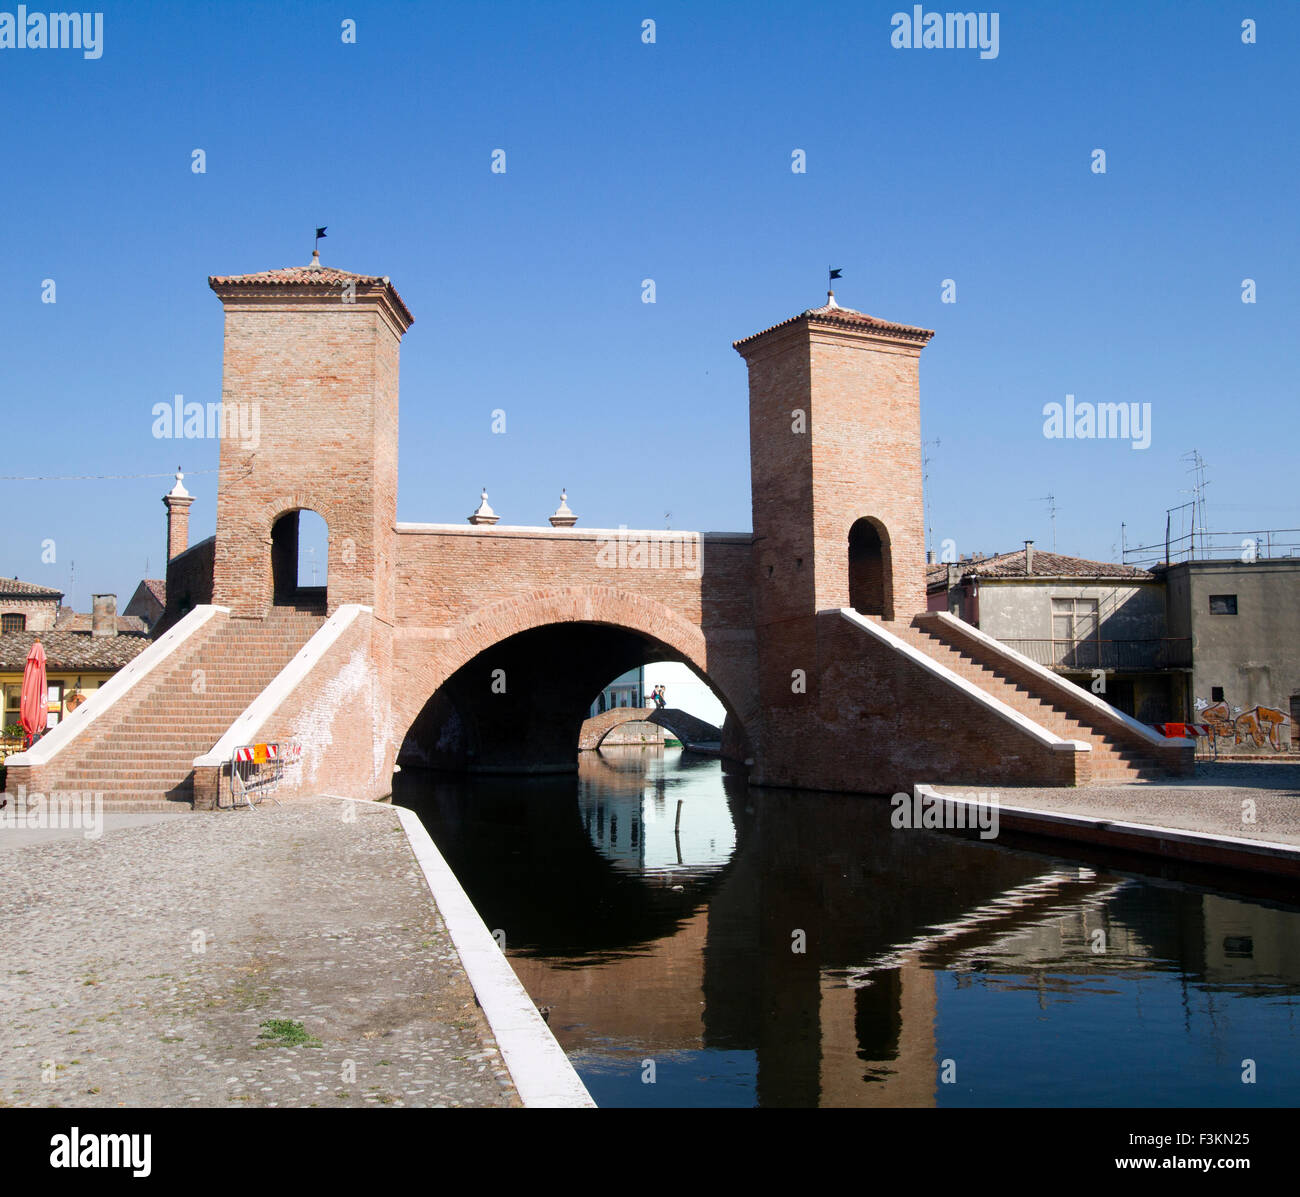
395, 748, 1300, 1108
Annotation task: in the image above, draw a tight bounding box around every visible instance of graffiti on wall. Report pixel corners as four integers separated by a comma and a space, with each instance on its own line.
1195, 698, 1292, 751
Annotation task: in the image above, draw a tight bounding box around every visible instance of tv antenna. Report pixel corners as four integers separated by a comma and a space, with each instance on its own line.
1181, 449, 1210, 559
1038, 494, 1058, 553
922, 438, 941, 559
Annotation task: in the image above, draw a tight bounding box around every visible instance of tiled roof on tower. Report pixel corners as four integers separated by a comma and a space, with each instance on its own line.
209, 251, 414, 330
734, 296, 934, 349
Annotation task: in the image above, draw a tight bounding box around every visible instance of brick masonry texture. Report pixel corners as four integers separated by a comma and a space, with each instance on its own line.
0, 596, 62, 632
208, 284, 408, 622
3, 276, 1193, 809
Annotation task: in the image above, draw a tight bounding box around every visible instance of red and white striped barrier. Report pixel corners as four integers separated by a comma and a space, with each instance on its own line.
227, 740, 301, 808
1159, 723, 1212, 739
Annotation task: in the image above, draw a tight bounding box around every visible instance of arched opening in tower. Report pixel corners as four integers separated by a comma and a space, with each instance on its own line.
270, 509, 329, 612
848, 517, 893, 620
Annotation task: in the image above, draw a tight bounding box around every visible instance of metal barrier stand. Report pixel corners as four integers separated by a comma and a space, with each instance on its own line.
226, 740, 302, 810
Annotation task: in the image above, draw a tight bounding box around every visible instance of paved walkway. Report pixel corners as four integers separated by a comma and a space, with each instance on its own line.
0, 799, 518, 1107
967, 764, 1300, 842
948, 762, 1300, 846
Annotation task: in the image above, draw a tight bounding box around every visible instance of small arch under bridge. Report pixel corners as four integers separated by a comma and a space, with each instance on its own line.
579, 706, 722, 752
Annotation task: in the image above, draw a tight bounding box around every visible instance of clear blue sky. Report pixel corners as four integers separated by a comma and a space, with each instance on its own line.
3, 0, 1296, 610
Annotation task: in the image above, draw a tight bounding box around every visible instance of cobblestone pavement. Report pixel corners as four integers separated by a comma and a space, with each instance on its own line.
0, 799, 519, 1108
941, 763, 1300, 845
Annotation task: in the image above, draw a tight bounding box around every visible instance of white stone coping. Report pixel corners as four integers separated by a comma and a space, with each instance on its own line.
390, 803, 597, 1108
396, 522, 752, 543
7, 605, 229, 767
921, 610, 1189, 753
916, 784, 1300, 865
837, 608, 1087, 754
194, 605, 370, 768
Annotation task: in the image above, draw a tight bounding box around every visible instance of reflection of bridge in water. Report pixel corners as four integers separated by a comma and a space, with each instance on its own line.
397, 752, 1300, 1107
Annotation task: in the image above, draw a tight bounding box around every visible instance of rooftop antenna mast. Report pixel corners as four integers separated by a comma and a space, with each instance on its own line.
1038, 493, 1058, 553
922, 437, 941, 560
1181, 449, 1209, 559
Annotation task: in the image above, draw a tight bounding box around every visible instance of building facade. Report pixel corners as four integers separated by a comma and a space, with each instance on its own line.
1164, 558, 1300, 752
0, 592, 149, 755
927, 546, 1186, 723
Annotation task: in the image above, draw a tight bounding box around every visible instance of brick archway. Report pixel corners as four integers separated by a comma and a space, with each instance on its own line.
392, 584, 753, 767
578, 706, 722, 751
216, 490, 354, 615
849, 516, 894, 620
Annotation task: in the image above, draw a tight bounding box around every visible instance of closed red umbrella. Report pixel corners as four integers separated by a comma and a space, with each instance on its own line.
20, 640, 47, 748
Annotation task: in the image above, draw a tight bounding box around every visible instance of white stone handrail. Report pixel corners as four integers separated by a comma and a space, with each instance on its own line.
837, 608, 1088, 753
194, 605, 371, 768
6, 605, 228, 767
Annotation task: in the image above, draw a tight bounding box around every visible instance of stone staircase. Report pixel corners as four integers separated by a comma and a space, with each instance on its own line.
23, 608, 325, 808
897, 613, 1188, 782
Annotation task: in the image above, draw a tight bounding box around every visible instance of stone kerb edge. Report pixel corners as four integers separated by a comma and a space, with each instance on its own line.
389, 803, 597, 1108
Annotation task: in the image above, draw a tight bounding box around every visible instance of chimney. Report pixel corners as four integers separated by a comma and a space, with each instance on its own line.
163, 468, 194, 562
926, 549, 934, 565
91, 593, 117, 637
1024, 540, 1035, 576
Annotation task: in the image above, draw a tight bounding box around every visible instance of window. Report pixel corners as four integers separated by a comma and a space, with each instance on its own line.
3, 684, 20, 730
1051, 597, 1100, 668
1, 612, 26, 633
1211, 686, 1224, 703
1208, 594, 1237, 615
1051, 597, 1099, 641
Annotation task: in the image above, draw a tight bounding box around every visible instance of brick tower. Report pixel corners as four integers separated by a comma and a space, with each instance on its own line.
207, 253, 414, 619
734, 294, 934, 626
734, 294, 934, 786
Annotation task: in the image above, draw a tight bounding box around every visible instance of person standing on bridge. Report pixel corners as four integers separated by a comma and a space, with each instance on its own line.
653, 685, 666, 710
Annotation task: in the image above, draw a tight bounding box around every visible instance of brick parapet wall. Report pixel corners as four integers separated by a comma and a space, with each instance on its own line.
916, 612, 1194, 775
750, 611, 1084, 794
193, 610, 390, 809
392, 529, 759, 758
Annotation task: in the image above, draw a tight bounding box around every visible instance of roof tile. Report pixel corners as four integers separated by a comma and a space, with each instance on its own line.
0, 630, 151, 672
735, 301, 934, 349
0, 577, 64, 599
927, 548, 1153, 587
208, 262, 414, 327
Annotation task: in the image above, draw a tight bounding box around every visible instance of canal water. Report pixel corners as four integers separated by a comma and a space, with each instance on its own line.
394, 747, 1300, 1108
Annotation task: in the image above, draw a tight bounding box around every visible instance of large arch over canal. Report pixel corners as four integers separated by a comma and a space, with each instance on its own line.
393, 585, 756, 773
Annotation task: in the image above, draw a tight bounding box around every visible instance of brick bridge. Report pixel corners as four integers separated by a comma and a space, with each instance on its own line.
4, 258, 1191, 808
577, 707, 723, 753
